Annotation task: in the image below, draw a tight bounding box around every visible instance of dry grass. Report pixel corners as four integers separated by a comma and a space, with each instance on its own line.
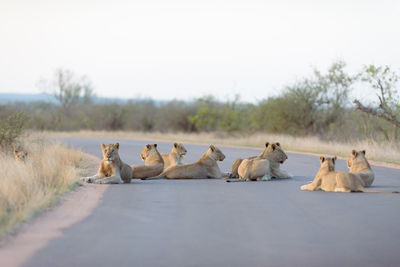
41, 130, 400, 165
0, 137, 91, 238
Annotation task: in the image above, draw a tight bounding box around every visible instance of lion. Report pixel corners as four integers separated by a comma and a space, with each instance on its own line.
227, 142, 291, 182
161, 142, 187, 170
347, 149, 374, 187
81, 143, 133, 184
14, 150, 28, 162
130, 144, 164, 179
237, 157, 271, 181
300, 156, 397, 193
142, 145, 225, 179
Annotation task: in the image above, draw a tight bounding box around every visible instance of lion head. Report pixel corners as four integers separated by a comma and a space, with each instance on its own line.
14, 150, 28, 162
347, 149, 370, 171
101, 143, 120, 163
141, 144, 160, 161
208, 145, 225, 161
319, 156, 336, 172
260, 142, 288, 164
173, 142, 187, 157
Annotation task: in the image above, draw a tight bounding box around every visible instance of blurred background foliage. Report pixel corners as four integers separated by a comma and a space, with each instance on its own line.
1, 61, 399, 145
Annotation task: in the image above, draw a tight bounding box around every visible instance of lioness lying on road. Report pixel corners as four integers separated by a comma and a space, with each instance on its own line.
161, 142, 187, 170
229, 142, 290, 179
143, 145, 225, 179
347, 149, 374, 187
81, 143, 132, 184
131, 144, 164, 179
301, 155, 397, 193
227, 143, 291, 182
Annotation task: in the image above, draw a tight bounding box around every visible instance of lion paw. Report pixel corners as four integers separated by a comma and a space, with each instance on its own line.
87, 177, 96, 183
261, 175, 272, 181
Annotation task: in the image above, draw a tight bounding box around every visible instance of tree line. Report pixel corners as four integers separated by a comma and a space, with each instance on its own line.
1, 60, 399, 149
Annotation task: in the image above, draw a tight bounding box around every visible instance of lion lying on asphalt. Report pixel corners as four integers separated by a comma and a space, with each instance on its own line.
347, 149, 374, 187
161, 142, 187, 170
229, 142, 290, 179
142, 145, 225, 179
301, 154, 397, 193
227, 142, 291, 182
131, 144, 164, 179
81, 143, 133, 184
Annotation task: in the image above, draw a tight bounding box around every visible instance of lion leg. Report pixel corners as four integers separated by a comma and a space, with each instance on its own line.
260, 173, 272, 181
300, 179, 321, 191
221, 172, 231, 179
243, 173, 253, 182
230, 158, 243, 178
95, 167, 124, 184
94, 175, 124, 184
81, 174, 101, 183
332, 175, 352, 192
334, 187, 351, 193
272, 168, 292, 179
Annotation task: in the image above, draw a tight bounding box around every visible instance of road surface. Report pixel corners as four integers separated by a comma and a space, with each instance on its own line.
23, 137, 400, 267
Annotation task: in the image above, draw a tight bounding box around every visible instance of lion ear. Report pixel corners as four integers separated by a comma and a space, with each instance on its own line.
275, 142, 280, 147
332, 156, 337, 164
24, 151, 28, 155
114, 142, 119, 149
265, 142, 269, 148
14, 150, 18, 155
146, 144, 151, 149
352, 149, 357, 156
271, 144, 276, 151
174, 142, 178, 148
210, 145, 216, 152
101, 144, 105, 150
154, 144, 157, 148
319, 156, 325, 163
362, 150, 366, 155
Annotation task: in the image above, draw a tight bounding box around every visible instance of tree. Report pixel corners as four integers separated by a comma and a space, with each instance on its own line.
188, 96, 221, 132
255, 60, 355, 135
354, 65, 400, 129
0, 112, 28, 150
37, 68, 95, 114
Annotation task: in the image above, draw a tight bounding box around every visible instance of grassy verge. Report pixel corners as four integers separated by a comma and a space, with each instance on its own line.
0, 136, 92, 238
41, 130, 400, 166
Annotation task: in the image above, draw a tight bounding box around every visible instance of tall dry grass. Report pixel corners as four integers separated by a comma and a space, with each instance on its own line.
42, 130, 400, 165
0, 137, 90, 238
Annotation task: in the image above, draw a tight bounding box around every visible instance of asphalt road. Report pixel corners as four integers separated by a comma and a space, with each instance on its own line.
23, 137, 400, 267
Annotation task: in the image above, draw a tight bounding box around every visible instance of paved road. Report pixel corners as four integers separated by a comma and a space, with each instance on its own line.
24, 137, 400, 267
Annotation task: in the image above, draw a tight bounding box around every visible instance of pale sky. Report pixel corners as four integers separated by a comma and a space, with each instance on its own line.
1, 0, 399, 103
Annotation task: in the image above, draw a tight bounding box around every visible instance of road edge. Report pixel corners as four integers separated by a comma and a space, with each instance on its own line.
0, 153, 107, 267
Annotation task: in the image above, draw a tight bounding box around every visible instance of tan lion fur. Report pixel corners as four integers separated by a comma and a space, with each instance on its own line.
131, 144, 164, 179
144, 145, 225, 179
347, 149, 374, 187
14, 150, 28, 162
301, 155, 395, 193
238, 157, 271, 181
81, 143, 133, 184
161, 142, 187, 170
230, 142, 291, 181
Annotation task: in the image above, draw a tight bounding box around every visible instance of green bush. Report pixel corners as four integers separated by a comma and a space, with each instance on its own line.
0, 112, 28, 151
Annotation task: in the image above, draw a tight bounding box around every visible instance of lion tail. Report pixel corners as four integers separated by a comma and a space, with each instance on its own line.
226, 178, 246, 183
362, 189, 399, 194
141, 171, 166, 180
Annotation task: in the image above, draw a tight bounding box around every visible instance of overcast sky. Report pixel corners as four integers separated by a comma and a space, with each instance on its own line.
1, 0, 399, 102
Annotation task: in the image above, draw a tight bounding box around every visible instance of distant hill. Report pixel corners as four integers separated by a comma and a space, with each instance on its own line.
0, 92, 168, 105
0, 93, 57, 104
